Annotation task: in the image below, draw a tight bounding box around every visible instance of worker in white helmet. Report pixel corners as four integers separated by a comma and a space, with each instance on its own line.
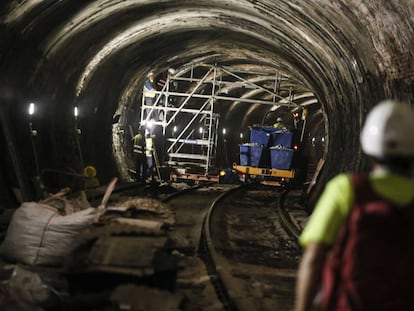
143, 71, 158, 120
295, 100, 414, 311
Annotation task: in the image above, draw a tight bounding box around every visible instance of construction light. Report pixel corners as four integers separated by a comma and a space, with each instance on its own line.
28, 102, 35, 115
147, 119, 155, 129
199, 127, 203, 134
74, 106, 78, 117
222, 128, 226, 135
173, 125, 177, 133
240, 133, 243, 139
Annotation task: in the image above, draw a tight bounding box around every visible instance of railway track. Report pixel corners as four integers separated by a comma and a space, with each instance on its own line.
164, 181, 307, 311
203, 183, 303, 311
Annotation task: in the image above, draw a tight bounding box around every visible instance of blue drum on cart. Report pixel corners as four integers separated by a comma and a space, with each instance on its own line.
240, 143, 270, 168
270, 146, 294, 170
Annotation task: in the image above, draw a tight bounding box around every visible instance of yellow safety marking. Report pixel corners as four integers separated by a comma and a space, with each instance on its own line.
232, 164, 295, 178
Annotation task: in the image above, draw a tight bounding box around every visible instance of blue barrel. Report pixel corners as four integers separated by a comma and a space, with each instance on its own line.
239, 144, 250, 166
270, 131, 293, 147
240, 144, 270, 168
249, 126, 280, 146
250, 145, 263, 167
270, 146, 294, 170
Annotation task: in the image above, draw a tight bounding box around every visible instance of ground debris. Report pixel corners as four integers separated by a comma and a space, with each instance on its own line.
102, 197, 175, 226
110, 284, 185, 311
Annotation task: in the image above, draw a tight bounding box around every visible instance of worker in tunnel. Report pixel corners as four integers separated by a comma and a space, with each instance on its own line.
294, 100, 414, 311
273, 117, 287, 129
143, 72, 159, 121
145, 130, 155, 182
132, 125, 147, 183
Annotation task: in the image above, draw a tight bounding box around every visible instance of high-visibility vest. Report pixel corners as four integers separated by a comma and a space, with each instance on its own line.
143, 81, 156, 98
133, 134, 144, 154
145, 136, 153, 156
273, 122, 286, 129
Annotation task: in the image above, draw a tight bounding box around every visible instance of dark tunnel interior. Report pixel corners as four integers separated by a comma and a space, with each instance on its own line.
1, 1, 414, 208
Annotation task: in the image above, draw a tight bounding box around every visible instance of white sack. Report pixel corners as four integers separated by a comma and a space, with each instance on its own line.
0, 202, 97, 266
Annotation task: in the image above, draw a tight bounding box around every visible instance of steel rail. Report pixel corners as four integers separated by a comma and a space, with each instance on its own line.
200, 183, 246, 311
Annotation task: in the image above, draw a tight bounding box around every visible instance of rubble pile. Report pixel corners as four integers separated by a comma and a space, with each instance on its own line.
0, 179, 186, 310
102, 197, 175, 227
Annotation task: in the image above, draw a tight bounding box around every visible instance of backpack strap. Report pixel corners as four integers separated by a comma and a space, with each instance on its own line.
322, 173, 368, 310
325, 173, 414, 310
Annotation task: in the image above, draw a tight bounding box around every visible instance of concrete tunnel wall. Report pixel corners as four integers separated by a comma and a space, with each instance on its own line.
0, 0, 414, 206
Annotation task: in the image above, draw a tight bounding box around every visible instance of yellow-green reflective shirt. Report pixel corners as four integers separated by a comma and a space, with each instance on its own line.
299, 171, 414, 248
273, 122, 286, 128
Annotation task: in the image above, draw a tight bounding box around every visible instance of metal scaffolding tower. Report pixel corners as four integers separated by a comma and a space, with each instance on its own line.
140, 64, 291, 176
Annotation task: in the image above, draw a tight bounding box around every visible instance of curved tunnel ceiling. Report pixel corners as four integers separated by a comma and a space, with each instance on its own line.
1, 1, 414, 202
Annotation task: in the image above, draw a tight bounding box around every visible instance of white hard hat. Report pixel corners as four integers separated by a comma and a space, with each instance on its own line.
360, 100, 414, 158
276, 117, 283, 122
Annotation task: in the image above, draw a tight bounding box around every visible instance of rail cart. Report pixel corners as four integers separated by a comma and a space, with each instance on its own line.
232, 126, 298, 186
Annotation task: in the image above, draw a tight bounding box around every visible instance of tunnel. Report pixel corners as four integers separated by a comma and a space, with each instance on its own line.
1, 1, 414, 208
